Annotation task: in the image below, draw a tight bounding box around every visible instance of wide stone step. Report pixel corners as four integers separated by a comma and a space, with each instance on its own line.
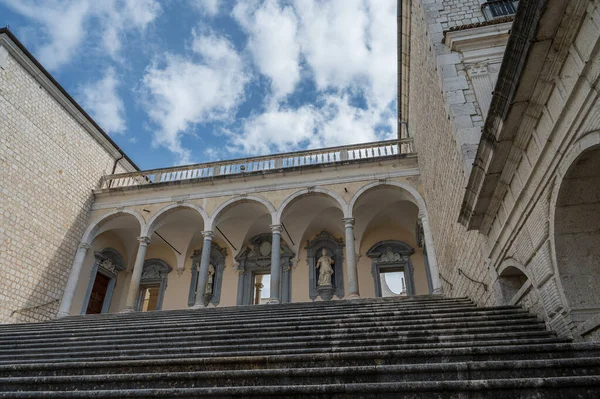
0, 317, 545, 351
2, 342, 598, 378
0, 306, 529, 340
0, 336, 568, 365
0, 299, 481, 335
2, 357, 600, 391
1, 376, 599, 398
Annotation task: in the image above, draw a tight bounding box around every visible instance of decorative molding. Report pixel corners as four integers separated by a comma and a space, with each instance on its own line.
305, 231, 345, 301
235, 233, 295, 305
367, 240, 415, 297
136, 259, 173, 311
444, 21, 512, 64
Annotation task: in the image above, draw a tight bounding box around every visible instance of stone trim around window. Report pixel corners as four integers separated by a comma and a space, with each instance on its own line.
135, 259, 172, 311
367, 240, 416, 297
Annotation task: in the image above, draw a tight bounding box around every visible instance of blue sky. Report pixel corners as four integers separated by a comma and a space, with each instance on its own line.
1, 0, 397, 170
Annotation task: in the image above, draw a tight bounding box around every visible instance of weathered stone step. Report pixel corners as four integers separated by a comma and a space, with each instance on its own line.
0, 317, 544, 350
3, 357, 600, 391
0, 324, 550, 356
1, 376, 599, 398
0, 336, 568, 365
0, 306, 529, 339
2, 342, 597, 378
0, 298, 478, 334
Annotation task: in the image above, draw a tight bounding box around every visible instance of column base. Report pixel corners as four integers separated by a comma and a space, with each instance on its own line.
191, 303, 207, 309
55, 311, 69, 319
120, 307, 136, 313
267, 298, 280, 304
344, 293, 361, 300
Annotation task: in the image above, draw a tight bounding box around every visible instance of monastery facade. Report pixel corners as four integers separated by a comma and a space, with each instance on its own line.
1, 0, 599, 341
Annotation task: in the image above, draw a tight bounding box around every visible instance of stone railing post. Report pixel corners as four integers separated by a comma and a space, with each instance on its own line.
192, 231, 214, 308
57, 243, 92, 318
343, 218, 360, 299
122, 236, 151, 312
268, 224, 282, 304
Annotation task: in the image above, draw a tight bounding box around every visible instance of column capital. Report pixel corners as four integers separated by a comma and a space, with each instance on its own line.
137, 236, 152, 245
202, 231, 215, 240
270, 224, 283, 234
79, 242, 92, 250
342, 218, 355, 227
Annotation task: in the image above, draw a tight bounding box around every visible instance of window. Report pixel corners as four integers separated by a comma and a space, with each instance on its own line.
482, 1, 519, 20
140, 285, 160, 311
252, 273, 271, 305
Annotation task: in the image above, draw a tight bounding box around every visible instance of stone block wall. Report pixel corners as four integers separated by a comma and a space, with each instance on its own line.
410, 0, 600, 338
0, 38, 134, 324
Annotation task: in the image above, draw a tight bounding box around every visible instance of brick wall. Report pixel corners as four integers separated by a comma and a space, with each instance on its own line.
0, 41, 132, 324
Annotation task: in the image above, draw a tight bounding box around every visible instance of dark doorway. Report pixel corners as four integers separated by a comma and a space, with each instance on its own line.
86, 273, 110, 314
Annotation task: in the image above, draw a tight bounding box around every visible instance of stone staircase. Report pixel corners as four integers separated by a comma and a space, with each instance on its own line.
0, 296, 599, 398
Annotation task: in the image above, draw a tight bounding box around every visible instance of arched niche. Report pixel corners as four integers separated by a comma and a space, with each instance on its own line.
496, 264, 529, 305
81, 248, 125, 315
188, 243, 227, 307
366, 240, 415, 297
136, 259, 172, 311
305, 231, 345, 301
235, 233, 295, 305
554, 144, 600, 323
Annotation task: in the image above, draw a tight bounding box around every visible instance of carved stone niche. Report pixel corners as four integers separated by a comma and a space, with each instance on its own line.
137, 259, 173, 311
367, 240, 415, 297
235, 233, 295, 305
306, 231, 345, 301
188, 243, 227, 307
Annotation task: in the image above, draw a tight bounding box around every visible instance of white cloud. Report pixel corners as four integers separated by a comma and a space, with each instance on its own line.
78, 67, 126, 134
229, 0, 398, 156
190, 0, 221, 16
0, 0, 161, 70
232, 94, 388, 155
140, 32, 249, 164
233, 0, 300, 101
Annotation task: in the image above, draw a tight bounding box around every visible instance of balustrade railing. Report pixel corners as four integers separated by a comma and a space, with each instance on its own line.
100, 138, 414, 190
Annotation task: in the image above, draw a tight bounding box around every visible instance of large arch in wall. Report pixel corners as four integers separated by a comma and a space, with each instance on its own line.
551, 131, 600, 331
207, 195, 276, 231
349, 181, 440, 292
275, 187, 347, 225
81, 209, 145, 245
143, 202, 208, 237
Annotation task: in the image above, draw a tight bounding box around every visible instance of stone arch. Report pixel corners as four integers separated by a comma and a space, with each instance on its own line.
81, 209, 145, 245
207, 195, 276, 231
275, 188, 348, 225
350, 181, 440, 292
496, 258, 530, 305
550, 131, 600, 325
143, 202, 208, 237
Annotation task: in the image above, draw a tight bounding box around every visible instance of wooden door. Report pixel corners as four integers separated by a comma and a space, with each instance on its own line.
86, 273, 110, 314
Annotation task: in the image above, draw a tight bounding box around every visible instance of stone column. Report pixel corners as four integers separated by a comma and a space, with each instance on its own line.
268, 224, 282, 304
193, 231, 214, 308
343, 218, 360, 299
57, 242, 92, 318
122, 236, 151, 312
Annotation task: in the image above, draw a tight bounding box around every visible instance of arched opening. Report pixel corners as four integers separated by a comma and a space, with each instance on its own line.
279, 190, 346, 301
73, 211, 142, 315
497, 265, 528, 305
352, 184, 431, 297
211, 197, 275, 306
555, 145, 600, 325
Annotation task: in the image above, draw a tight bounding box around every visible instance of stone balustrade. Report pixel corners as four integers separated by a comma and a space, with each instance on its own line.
99, 138, 414, 190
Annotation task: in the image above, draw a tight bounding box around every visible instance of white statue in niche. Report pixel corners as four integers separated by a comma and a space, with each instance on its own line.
205, 264, 215, 295
316, 248, 334, 286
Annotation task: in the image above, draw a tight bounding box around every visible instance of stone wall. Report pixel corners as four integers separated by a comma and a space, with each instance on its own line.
0, 37, 134, 324
410, 0, 600, 338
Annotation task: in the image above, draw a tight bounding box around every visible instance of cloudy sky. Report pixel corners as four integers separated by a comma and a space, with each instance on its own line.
1, 0, 398, 169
